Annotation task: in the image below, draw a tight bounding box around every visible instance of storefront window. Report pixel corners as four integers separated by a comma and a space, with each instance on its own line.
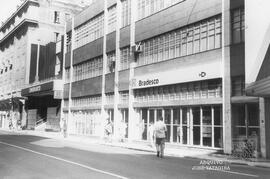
232, 103, 260, 139
193, 107, 200, 145
141, 109, 148, 140
202, 106, 212, 147
138, 106, 223, 148
164, 109, 171, 142
214, 106, 223, 148
173, 108, 180, 142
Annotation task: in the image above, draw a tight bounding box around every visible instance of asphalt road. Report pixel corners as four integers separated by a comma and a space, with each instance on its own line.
0, 131, 270, 179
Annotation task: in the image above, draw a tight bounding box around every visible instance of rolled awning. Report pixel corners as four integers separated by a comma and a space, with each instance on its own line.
246, 76, 270, 97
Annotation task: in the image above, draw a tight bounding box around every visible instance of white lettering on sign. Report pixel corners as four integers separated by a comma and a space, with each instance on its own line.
138, 79, 159, 87
29, 86, 41, 93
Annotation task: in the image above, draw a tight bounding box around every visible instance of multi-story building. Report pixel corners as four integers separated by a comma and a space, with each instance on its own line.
0, 0, 91, 130
62, 0, 270, 158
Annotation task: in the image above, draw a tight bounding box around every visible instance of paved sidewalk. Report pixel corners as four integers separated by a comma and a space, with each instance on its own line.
1, 129, 270, 168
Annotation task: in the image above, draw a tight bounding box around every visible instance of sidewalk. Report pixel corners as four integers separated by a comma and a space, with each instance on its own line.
1, 129, 270, 168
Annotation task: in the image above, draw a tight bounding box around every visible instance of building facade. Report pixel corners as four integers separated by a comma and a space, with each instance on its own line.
0, 0, 90, 130
62, 0, 269, 157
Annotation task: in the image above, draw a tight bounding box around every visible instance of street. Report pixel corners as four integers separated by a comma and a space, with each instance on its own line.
0, 131, 269, 179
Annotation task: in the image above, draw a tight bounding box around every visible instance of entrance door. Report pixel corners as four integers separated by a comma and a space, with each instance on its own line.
181, 107, 190, 145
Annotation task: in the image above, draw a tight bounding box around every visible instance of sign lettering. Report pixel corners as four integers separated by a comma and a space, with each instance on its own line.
29, 86, 41, 93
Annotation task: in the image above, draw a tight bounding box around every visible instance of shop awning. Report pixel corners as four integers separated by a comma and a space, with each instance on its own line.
246, 76, 270, 97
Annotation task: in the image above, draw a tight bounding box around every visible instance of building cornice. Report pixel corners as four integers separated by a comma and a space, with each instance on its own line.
0, 0, 39, 32
0, 19, 38, 46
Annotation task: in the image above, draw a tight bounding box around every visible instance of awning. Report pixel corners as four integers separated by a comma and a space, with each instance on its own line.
21, 80, 63, 99
246, 76, 270, 97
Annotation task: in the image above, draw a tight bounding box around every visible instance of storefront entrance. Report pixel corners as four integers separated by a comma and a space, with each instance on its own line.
139, 105, 223, 148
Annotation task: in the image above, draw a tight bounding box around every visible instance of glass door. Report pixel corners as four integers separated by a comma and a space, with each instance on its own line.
181, 107, 189, 145
164, 109, 171, 142
120, 109, 129, 138
192, 107, 201, 145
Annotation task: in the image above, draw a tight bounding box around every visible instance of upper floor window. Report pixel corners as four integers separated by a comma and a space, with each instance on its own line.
137, 16, 221, 66
121, 0, 131, 28
108, 5, 117, 34
74, 13, 104, 49
232, 8, 245, 44
120, 47, 131, 70
54, 11, 60, 24
137, 0, 184, 20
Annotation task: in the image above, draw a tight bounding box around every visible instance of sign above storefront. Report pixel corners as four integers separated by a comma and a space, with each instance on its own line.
29, 86, 41, 93
132, 60, 221, 89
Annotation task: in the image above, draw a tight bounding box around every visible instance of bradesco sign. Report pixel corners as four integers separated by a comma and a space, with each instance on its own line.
138, 79, 159, 87
132, 61, 221, 89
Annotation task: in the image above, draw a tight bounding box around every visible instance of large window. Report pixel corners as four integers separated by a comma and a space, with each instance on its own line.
73, 56, 103, 82
232, 8, 245, 44
232, 103, 260, 139
66, 110, 102, 136
134, 79, 222, 102
121, 0, 131, 28
120, 47, 131, 70
137, 0, 184, 20
74, 13, 104, 49
72, 95, 102, 107
108, 5, 117, 34
137, 16, 221, 66
138, 106, 223, 148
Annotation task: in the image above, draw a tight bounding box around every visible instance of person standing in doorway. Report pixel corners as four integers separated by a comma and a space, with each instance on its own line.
154, 117, 167, 158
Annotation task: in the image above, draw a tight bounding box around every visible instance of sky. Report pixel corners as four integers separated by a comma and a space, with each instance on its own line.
0, 0, 22, 24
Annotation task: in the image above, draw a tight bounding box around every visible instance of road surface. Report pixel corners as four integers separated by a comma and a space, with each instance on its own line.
0, 130, 269, 179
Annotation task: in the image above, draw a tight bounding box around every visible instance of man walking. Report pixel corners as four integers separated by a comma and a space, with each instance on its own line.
154, 117, 167, 158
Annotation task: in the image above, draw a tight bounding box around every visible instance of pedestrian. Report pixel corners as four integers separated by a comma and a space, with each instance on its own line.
104, 119, 113, 142
148, 122, 155, 148
154, 117, 167, 158
177, 125, 181, 143
63, 119, 67, 138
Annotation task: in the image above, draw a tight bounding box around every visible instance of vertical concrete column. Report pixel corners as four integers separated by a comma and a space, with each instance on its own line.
222, 0, 232, 154
259, 97, 270, 158
111, 0, 122, 140
67, 18, 75, 137
101, 0, 109, 138
128, 0, 137, 141
21, 99, 27, 128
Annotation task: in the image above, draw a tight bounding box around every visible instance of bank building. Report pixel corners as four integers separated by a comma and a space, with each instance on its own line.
1, 0, 270, 159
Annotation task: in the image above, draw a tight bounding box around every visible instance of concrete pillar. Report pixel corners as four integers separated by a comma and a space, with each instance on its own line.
101, 0, 109, 138
259, 97, 270, 158
67, 18, 75, 137
128, 0, 137, 141
222, 0, 232, 154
